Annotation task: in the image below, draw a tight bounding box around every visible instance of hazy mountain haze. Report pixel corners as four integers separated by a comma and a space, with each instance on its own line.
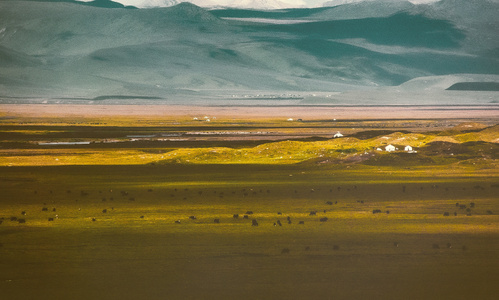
95, 0, 442, 9
0, 0, 498, 104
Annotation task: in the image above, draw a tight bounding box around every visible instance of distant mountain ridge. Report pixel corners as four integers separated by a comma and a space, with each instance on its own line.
0, 0, 498, 103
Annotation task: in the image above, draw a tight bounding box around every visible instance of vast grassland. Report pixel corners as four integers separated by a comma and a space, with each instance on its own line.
0, 107, 498, 300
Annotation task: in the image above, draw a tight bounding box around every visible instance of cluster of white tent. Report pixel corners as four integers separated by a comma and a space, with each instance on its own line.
333, 132, 416, 153
377, 144, 416, 153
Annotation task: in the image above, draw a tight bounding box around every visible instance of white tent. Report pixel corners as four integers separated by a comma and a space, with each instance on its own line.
385, 144, 396, 152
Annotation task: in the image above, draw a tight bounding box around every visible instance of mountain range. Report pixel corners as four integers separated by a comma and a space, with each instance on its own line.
0, 0, 498, 104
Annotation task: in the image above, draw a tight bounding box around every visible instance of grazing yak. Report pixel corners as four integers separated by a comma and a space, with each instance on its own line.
252, 219, 258, 226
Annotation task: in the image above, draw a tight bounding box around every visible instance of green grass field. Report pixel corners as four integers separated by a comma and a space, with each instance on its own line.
0, 116, 498, 299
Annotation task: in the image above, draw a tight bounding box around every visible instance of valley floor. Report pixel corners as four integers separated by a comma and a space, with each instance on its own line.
0, 105, 498, 299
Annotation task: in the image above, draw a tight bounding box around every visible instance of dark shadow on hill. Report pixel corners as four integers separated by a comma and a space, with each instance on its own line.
446, 82, 499, 91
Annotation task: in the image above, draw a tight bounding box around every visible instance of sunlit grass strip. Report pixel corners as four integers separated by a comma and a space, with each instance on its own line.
0, 129, 497, 166
0, 150, 163, 166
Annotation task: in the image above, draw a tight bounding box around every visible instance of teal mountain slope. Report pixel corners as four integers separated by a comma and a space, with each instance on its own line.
0, 1, 497, 102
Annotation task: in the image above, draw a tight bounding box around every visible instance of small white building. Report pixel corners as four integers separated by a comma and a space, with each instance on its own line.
333, 132, 343, 138
404, 145, 413, 152
385, 144, 396, 152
